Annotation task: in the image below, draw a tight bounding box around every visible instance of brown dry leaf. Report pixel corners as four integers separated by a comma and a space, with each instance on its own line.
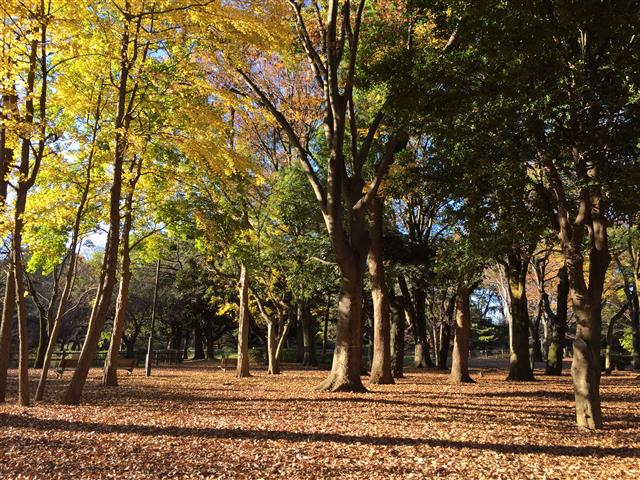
0, 365, 639, 479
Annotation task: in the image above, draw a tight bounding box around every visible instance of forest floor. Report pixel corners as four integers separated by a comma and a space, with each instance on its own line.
1, 363, 639, 479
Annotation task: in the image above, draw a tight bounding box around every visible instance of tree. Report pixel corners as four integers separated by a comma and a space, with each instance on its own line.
367, 195, 393, 383
236, 0, 414, 392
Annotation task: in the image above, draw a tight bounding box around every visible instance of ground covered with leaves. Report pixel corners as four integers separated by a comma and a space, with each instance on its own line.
1, 363, 639, 479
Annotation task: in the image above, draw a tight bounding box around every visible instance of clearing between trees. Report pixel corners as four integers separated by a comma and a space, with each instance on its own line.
1, 364, 639, 479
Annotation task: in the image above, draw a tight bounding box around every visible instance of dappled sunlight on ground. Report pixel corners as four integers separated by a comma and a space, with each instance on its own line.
1, 364, 639, 479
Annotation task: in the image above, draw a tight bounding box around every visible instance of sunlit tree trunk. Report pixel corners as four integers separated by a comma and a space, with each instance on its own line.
368, 196, 393, 384
316, 256, 367, 392
449, 284, 474, 384
505, 252, 534, 381
236, 264, 250, 378
0, 269, 16, 402
13, 187, 32, 406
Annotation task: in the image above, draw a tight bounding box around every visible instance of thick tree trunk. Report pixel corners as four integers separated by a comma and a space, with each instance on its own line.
449, 284, 474, 384
236, 264, 250, 377
316, 258, 366, 392
301, 302, 317, 366
0, 268, 16, 402
389, 292, 405, 379
368, 196, 393, 384
505, 254, 535, 381
568, 238, 609, 429
193, 321, 205, 360
545, 266, 569, 376
569, 259, 608, 429
438, 295, 455, 371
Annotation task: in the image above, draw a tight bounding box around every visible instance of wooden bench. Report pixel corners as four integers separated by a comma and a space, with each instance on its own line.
115, 357, 137, 374
55, 356, 137, 378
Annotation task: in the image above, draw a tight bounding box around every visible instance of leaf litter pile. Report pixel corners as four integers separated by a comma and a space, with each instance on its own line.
1, 365, 639, 479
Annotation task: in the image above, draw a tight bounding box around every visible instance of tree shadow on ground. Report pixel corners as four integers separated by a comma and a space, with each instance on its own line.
1, 412, 638, 459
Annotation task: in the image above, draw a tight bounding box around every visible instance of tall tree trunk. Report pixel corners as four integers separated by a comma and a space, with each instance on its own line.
35, 80, 101, 400
321, 293, 331, 362
414, 289, 434, 367
301, 301, 317, 366
103, 154, 142, 386
530, 302, 544, 365
368, 196, 393, 384
35, 252, 80, 400
316, 257, 366, 392
3, 28, 46, 406
102, 252, 132, 386
389, 291, 405, 379
267, 321, 280, 374
12, 188, 30, 406
545, 265, 569, 376
236, 264, 250, 377
432, 324, 440, 369
449, 284, 474, 384
295, 303, 304, 363
275, 312, 291, 367
0, 268, 16, 402
239, 0, 400, 394
193, 321, 205, 360
604, 304, 629, 375
505, 253, 535, 381
568, 225, 609, 429
438, 294, 456, 371
540, 149, 610, 429
397, 276, 424, 368
61, 18, 136, 405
